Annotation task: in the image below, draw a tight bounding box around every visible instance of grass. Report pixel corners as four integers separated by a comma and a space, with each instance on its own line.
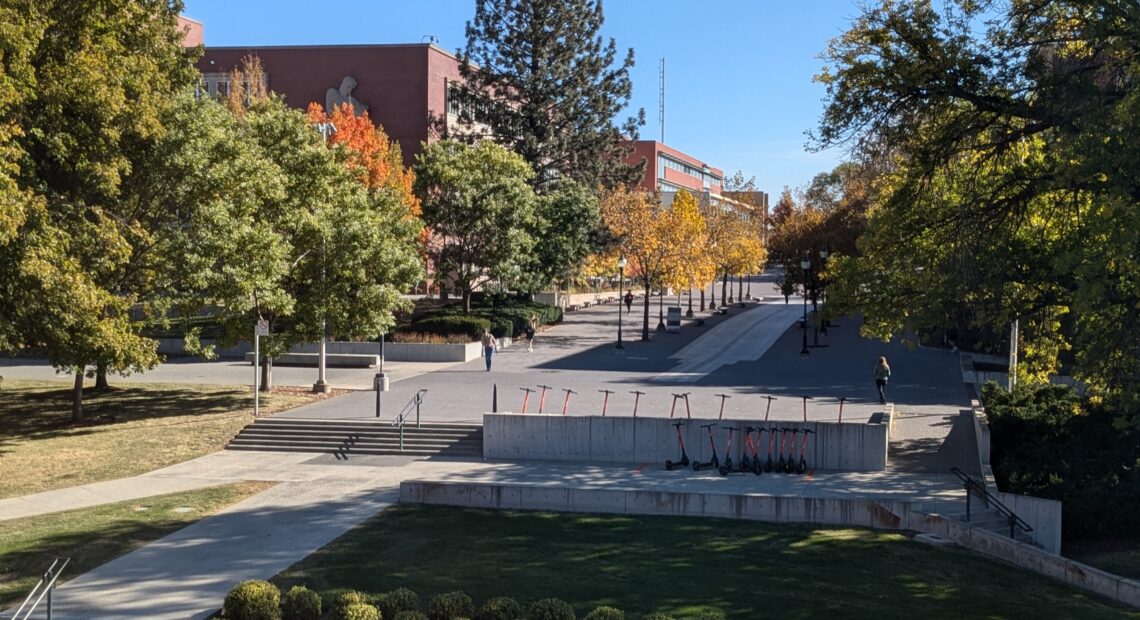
1066, 540, 1140, 581
0, 482, 272, 608
0, 378, 320, 498
275, 506, 1140, 620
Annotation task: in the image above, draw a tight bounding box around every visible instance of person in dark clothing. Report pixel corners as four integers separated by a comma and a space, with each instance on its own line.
624, 291, 634, 314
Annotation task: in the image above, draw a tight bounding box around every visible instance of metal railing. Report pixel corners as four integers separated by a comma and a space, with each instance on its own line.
391, 389, 428, 452
11, 557, 69, 620
950, 467, 1033, 539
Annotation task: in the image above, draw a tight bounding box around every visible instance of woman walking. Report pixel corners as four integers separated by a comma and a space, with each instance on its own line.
873, 356, 891, 404
481, 329, 498, 371
526, 314, 537, 352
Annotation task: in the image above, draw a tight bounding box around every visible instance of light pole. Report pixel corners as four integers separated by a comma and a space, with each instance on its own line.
616, 256, 627, 351
818, 248, 830, 333
800, 256, 811, 357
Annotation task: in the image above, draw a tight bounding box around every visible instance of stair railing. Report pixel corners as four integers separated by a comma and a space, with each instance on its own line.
11, 556, 69, 620
950, 467, 1033, 540
391, 389, 428, 452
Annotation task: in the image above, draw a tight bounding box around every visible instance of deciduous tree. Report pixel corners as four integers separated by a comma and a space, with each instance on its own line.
414, 140, 536, 313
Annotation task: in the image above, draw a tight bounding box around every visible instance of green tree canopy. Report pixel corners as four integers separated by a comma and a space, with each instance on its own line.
457, 0, 645, 191
414, 140, 537, 313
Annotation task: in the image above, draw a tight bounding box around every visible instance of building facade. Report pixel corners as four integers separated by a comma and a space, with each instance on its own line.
197, 43, 477, 167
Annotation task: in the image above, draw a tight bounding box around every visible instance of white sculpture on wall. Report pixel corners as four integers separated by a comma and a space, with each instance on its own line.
325, 76, 368, 116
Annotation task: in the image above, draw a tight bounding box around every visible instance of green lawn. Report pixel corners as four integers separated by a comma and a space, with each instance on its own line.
0, 482, 272, 607
0, 379, 320, 498
275, 506, 1140, 620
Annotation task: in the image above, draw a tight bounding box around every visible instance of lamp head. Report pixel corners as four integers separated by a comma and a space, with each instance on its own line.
800, 257, 811, 271
618, 256, 627, 269
819, 249, 829, 259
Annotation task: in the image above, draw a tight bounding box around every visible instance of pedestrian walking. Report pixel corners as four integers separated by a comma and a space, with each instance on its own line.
526, 313, 537, 352
481, 329, 498, 371
624, 291, 634, 314
873, 356, 891, 404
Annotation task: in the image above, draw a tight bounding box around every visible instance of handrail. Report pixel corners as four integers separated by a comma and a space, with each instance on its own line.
11, 556, 69, 620
950, 467, 1033, 539
391, 389, 427, 452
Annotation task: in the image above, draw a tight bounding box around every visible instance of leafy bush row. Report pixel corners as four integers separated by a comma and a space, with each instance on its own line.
397, 301, 561, 341
223, 581, 720, 620
984, 381, 1140, 541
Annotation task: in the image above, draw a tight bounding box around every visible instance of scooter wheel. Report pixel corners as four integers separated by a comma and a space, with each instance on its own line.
692, 462, 700, 471
718, 466, 728, 476
753, 464, 762, 475
796, 463, 806, 474
665, 461, 674, 471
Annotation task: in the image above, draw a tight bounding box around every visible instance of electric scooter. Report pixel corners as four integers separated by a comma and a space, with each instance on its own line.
776, 427, 790, 472
718, 425, 737, 476
795, 429, 816, 474
764, 425, 777, 472
692, 423, 720, 472
784, 429, 801, 473
742, 427, 763, 475
665, 421, 690, 471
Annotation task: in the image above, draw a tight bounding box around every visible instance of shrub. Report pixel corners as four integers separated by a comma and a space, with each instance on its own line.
381, 587, 421, 620
281, 585, 321, 620
583, 607, 624, 620
341, 603, 381, 620
396, 612, 429, 620
475, 597, 522, 620
527, 598, 574, 620
488, 317, 513, 338
389, 331, 471, 344
428, 591, 474, 620
641, 614, 676, 620
329, 590, 372, 618
223, 580, 281, 620
412, 316, 491, 341
697, 612, 726, 620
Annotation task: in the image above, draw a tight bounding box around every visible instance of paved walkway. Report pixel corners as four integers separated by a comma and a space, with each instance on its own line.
2, 272, 979, 618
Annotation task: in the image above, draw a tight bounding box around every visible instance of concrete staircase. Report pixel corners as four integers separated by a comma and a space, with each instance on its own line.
947, 506, 1038, 547
226, 418, 483, 458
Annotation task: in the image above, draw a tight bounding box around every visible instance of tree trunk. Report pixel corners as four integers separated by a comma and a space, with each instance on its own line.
95, 362, 109, 391
721, 271, 729, 306
260, 356, 272, 392
642, 281, 651, 341
72, 369, 85, 422
700, 290, 706, 311
708, 282, 715, 310
462, 287, 472, 313
738, 274, 744, 302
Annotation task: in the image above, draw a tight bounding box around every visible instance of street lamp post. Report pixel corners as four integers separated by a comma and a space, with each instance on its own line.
800, 256, 811, 357
818, 248, 830, 332
616, 256, 627, 351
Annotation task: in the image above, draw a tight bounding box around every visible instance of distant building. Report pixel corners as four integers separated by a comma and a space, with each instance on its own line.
196, 43, 479, 167
177, 15, 203, 48
626, 140, 768, 225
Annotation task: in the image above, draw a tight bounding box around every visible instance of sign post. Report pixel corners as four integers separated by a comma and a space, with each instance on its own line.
254, 319, 269, 416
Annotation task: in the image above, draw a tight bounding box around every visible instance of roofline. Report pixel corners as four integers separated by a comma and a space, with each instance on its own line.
203, 42, 462, 62
178, 15, 204, 26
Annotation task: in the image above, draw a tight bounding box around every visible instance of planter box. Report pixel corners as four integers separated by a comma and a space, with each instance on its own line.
383, 342, 482, 362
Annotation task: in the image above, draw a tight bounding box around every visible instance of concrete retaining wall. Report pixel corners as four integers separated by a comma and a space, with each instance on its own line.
401, 480, 916, 529
483, 413, 889, 471
156, 338, 249, 358
535, 291, 620, 310
374, 342, 481, 362
914, 512, 1138, 609
400, 480, 1139, 610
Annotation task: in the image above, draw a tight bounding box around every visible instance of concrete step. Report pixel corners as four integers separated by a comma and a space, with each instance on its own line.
225, 443, 482, 457
225, 418, 484, 458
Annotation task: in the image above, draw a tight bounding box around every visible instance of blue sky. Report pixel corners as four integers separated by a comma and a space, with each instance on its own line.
183, 0, 863, 194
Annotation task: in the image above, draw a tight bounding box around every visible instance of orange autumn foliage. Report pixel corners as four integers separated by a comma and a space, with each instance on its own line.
306, 102, 421, 217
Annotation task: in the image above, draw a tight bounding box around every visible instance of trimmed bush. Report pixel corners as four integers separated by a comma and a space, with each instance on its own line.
381, 587, 421, 620
223, 580, 281, 620
488, 317, 513, 338
395, 612, 429, 620
428, 591, 474, 620
475, 597, 522, 620
641, 614, 676, 620
697, 613, 726, 620
527, 598, 575, 620
412, 316, 491, 341
341, 603, 381, 620
329, 590, 372, 617
583, 607, 624, 620
281, 585, 321, 620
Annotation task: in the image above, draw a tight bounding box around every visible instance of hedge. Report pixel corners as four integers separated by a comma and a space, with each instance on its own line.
281, 585, 321, 620
410, 316, 491, 341
223, 580, 281, 620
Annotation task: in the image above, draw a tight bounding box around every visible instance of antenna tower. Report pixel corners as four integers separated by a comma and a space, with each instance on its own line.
659, 57, 666, 143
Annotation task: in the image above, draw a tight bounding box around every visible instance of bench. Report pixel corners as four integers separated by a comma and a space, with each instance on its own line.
243, 352, 380, 368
